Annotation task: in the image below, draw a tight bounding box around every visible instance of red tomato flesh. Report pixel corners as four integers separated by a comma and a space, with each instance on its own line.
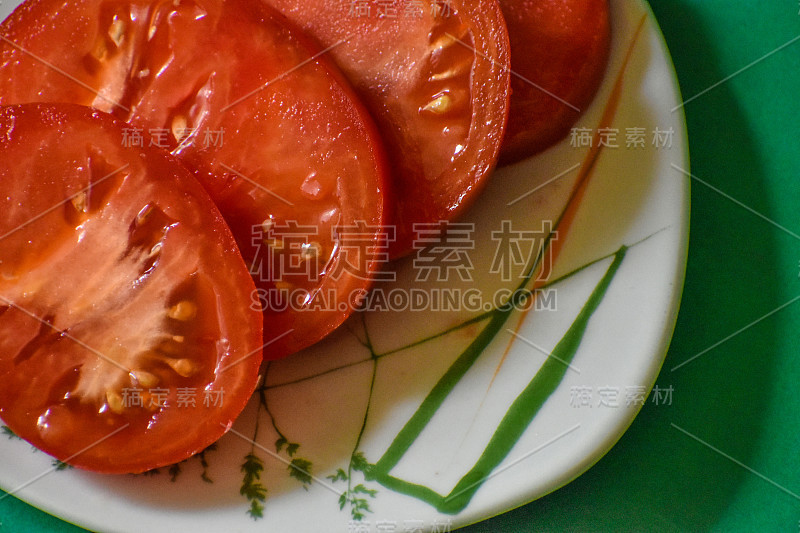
263, 0, 511, 257
0, 103, 263, 474
0, 0, 389, 358
498, 0, 611, 164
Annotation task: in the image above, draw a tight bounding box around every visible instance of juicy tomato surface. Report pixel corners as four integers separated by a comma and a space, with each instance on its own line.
0, 0, 389, 358
263, 0, 511, 257
498, 0, 611, 164
0, 103, 263, 474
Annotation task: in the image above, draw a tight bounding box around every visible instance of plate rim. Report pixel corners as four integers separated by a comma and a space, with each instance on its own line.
0, 0, 691, 530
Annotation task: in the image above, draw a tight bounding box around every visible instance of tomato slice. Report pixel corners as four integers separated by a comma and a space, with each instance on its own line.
498, 0, 611, 164
262, 0, 511, 257
0, 103, 263, 474
0, 0, 388, 358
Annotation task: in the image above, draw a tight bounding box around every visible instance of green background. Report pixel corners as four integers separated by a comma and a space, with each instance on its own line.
2, 0, 800, 531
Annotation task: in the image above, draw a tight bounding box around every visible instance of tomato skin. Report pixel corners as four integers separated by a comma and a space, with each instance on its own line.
0, 0, 390, 359
263, 0, 511, 258
498, 0, 611, 164
0, 103, 263, 474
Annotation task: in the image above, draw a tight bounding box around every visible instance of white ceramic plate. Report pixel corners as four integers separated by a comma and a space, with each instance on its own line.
0, 0, 689, 531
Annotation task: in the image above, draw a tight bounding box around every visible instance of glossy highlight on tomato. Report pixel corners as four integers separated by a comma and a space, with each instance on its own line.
0, 0, 389, 358
263, 0, 511, 257
0, 103, 263, 473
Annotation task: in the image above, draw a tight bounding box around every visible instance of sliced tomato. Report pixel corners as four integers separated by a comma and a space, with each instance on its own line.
498, 0, 611, 164
0, 103, 263, 474
0, 0, 388, 358
263, 0, 511, 257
